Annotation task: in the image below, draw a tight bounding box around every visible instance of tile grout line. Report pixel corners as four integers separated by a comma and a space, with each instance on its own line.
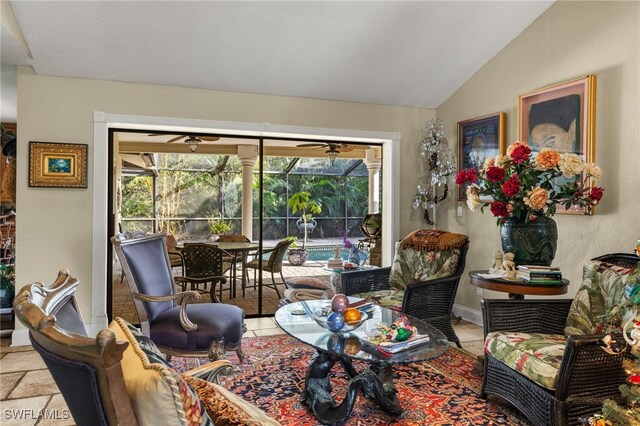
33, 394, 54, 426
2, 370, 26, 401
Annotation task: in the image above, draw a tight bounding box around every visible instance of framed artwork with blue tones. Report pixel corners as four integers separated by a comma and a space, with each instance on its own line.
29, 142, 87, 188
457, 112, 506, 201
518, 75, 597, 214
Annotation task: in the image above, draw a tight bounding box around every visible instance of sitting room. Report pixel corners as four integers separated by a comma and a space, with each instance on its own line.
1, 1, 639, 425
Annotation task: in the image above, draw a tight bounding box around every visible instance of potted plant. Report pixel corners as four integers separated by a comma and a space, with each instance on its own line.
287, 192, 321, 266
288, 191, 322, 247
284, 236, 305, 265
208, 214, 232, 242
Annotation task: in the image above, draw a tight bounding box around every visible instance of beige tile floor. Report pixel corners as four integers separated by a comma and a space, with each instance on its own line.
0, 319, 484, 425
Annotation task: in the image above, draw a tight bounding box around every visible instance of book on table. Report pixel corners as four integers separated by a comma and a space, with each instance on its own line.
516, 270, 562, 284
375, 333, 431, 354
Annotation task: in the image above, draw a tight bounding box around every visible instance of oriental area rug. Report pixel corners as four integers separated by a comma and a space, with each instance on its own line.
171, 335, 529, 425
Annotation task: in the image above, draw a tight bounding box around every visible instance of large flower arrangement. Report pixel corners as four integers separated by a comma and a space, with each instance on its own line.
456, 141, 604, 225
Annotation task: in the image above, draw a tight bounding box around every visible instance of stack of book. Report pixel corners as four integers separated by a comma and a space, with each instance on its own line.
516, 265, 563, 284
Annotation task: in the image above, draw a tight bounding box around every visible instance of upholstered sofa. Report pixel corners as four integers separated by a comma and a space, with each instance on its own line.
481, 253, 639, 426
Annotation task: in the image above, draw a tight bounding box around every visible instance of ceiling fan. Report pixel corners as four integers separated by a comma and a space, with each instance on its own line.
295, 142, 356, 164
148, 134, 220, 152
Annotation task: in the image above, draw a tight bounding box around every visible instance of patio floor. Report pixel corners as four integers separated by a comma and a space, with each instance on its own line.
112, 259, 334, 321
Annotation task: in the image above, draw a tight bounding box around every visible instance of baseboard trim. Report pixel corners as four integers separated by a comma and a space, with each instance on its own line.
10, 328, 30, 347
452, 304, 483, 327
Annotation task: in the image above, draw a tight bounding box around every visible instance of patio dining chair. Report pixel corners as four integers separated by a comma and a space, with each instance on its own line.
175, 243, 233, 303
164, 234, 184, 275
245, 239, 293, 299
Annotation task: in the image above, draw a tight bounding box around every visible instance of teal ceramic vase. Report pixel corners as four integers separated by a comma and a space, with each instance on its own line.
500, 215, 558, 266
0, 276, 14, 308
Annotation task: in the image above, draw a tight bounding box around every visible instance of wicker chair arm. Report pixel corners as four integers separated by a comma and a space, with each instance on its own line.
554, 333, 633, 401
481, 299, 572, 336
341, 267, 392, 296
183, 360, 234, 384
133, 291, 201, 332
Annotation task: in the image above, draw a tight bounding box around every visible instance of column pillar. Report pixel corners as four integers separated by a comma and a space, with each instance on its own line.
237, 145, 258, 240
363, 148, 382, 214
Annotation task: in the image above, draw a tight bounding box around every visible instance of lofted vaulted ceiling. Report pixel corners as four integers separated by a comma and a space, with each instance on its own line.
2, 1, 554, 118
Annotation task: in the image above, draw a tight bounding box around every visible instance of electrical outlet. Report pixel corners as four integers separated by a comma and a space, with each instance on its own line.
476, 287, 483, 297
457, 203, 463, 217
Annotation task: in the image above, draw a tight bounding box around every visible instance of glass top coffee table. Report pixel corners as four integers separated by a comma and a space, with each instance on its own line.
275, 299, 449, 424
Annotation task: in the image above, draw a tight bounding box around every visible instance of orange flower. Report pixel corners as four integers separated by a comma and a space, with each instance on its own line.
534, 148, 561, 170
523, 187, 548, 210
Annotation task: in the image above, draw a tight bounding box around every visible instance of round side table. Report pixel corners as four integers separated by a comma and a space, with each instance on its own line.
469, 270, 569, 299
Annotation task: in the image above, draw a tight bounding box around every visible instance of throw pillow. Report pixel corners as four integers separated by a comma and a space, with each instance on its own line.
285, 276, 331, 290
108, 317, 213, 426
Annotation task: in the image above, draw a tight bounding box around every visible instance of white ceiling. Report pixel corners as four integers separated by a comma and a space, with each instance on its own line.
1, 0, 554, 122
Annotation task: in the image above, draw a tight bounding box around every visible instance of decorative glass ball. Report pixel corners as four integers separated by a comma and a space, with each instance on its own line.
343, 308, 362, 324
331, 294, 349, 313
326, 312, 345, 332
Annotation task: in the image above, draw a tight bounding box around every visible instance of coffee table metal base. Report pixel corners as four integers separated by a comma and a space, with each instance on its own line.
301, 350, 402, 424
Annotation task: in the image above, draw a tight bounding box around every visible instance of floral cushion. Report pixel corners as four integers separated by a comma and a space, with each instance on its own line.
565, 260, 639, 336
388, 241, 462, 290
485, 331, 566, 390
358, 289, 404, 311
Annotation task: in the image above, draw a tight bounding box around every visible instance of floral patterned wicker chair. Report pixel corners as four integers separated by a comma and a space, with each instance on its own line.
481, 253, 639, 426
342, 229, 469, 347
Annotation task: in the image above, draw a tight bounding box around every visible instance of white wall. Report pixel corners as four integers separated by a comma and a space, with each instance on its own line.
14, 67, 434, 338
438, 1, 640, 310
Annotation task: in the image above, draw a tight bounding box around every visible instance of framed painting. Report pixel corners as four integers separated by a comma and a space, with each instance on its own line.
518, 75, 597, 214
29, 142, 88, 188
457, 112, 506, 200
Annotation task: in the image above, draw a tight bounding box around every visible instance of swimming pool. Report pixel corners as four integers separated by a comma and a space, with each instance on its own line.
287, 246, 355, 262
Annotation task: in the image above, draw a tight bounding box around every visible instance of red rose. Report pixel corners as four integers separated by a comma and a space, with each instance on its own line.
466, 168, 478, 184
455, 168, 479, 185
486, 166, 506, 182
589, 187, 604, 204
509, 144, 532, 164
501, 174, 521, 197
490, 201, 510, 218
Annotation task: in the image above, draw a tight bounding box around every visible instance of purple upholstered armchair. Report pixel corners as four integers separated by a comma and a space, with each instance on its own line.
112, 232, 245, 362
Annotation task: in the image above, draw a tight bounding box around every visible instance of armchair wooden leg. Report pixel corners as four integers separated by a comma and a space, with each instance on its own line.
235, 346, 244, 363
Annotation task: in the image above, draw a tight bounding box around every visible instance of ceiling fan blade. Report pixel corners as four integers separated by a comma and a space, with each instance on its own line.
166, 136, 186, 143
297, 143, 326, 148
148, 133, 171, 137
199, 136, 220, 141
